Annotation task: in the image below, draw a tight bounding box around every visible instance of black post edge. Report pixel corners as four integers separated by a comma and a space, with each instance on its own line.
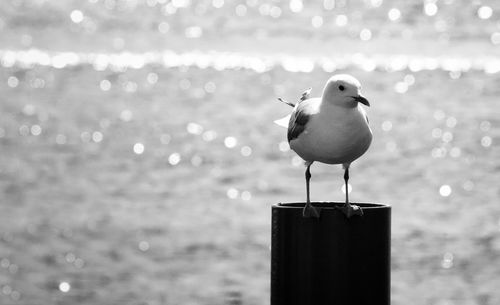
271, 202, 391, 305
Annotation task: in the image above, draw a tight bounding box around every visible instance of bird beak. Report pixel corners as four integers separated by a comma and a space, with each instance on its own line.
354, 94, 370, 107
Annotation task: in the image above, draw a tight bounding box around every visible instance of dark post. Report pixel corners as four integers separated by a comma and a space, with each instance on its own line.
271, 202, 391, 305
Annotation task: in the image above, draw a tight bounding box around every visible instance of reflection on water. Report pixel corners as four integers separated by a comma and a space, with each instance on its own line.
2, 48, 500, 74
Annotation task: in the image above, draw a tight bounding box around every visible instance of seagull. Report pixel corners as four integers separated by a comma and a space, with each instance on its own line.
275, 74, 372, 218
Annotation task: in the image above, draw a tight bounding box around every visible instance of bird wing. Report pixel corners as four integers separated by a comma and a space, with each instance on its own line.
287, 99, 320, 142
275, 88, 313, 129
300, 88, 312, 102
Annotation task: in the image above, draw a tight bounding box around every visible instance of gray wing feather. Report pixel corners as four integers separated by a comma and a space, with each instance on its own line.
287, 100, 317, 142
300, 88, 312, 102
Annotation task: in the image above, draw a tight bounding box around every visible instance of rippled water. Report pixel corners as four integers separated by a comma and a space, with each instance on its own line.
1, 1, 500, 304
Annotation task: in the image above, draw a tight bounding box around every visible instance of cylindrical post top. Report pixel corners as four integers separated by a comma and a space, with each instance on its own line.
271, 202, 391, 305
273, 201, 390, 210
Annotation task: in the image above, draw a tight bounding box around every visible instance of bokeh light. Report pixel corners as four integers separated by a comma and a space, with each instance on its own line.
481, 136, 492, 148
59, 282, 71, 293
335, 15, 348, 26
441, 252, 454, 269
424, 3, 438, 17
235, 4, 247, 17
289, 0, 303, 13
187, 122, 204, 135
168, 152, 181, 165
92, 131, 103, 143
479, 121, 491, 132
7, 76, 19, 88
241, 190, 252, 201
227, 187, 239, 199
394, 81, 408, 93
70, 10, 84, 24
138, 241, 150, 252
224, 136, 238, 148
439, 185, 452, 197
370, 0, 383, 8
311, 16, 324, 28
381, 121, 393, 132
30, 125, 42, 136
133, 143, 145, 154
388, 8, 401, 21
240, 146, 252, 157
212, 0, 224, 9
100, 79, 111, 91
491, 32, 500, 45
477, 6, 493, 20
158, 22, 170, 34
360, 29, 372, 41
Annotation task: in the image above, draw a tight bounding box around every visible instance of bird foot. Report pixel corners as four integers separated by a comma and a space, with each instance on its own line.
302, 204, 321, 218
336, 203, 363, 218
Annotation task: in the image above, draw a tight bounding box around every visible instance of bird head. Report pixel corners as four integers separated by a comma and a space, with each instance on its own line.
322, 74, 370, 108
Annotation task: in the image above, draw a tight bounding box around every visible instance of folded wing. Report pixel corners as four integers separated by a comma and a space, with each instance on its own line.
287, 99, 320, 142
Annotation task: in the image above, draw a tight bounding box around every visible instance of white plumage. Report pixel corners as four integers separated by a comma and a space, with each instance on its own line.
275, 74, 372, 218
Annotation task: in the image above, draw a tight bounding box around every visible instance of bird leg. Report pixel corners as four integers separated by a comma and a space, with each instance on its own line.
336, 166, 363, 218
303, 163, 320, 218
344, 168, 349, 204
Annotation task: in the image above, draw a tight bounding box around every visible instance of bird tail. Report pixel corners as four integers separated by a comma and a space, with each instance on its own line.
275, 88, 311, 128
274, 115, 291, 128
277, 87, 312, 107
277, 97, 295, 107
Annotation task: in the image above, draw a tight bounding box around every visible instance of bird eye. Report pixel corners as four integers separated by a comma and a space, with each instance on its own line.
339, 85, 345, 91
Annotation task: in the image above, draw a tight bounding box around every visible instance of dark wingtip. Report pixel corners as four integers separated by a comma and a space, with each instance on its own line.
277, 97, 295, 107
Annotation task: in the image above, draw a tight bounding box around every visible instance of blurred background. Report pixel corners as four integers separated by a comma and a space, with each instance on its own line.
1, 0, 500, 304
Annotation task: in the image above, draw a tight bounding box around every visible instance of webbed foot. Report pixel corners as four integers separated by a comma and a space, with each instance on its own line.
302, 203, 321, 218
336, 203, 363, 218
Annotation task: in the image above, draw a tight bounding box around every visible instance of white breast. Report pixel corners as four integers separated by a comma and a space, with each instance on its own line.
290, 104, 372, 164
